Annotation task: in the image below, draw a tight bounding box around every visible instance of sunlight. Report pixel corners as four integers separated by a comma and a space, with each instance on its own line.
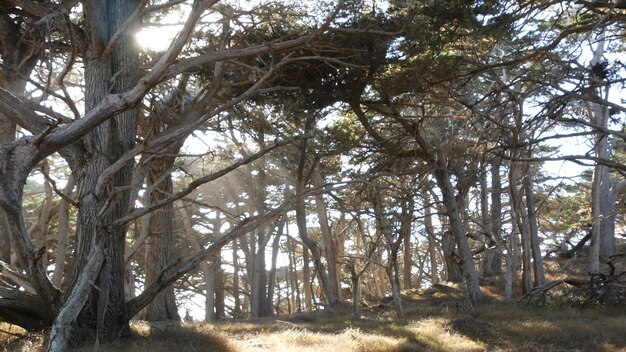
136, 25, 180, 52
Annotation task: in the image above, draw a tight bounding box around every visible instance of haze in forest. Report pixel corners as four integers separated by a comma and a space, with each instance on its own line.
0, 1, 625, 351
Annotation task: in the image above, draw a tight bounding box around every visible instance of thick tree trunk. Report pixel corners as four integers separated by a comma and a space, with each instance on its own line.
442, 230, 463, 283
144, 163, 181, 322
433, 165, 483, 307
68, 0, 140, 344
295, 201, 338, 306
0, 21, 39, 266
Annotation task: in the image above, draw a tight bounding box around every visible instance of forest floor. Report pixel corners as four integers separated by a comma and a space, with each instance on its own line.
3, 250, 626, 352
3, 283, 626, 352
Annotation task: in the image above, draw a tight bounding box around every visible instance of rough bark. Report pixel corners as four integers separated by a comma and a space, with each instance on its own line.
442, 230, 463, 283
143, 180, 181, 321
0, 16, 39, 265
0, 288, 53, 331
47, 247, 104, 352
67, 0, 140, 343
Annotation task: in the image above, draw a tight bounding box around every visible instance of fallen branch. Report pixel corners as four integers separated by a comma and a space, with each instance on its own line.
46, 246, 104, 352
0, 261, 36, 294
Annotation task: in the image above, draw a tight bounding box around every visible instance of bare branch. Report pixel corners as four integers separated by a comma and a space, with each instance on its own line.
46, 247, 104, 352
107, 136, 304, 227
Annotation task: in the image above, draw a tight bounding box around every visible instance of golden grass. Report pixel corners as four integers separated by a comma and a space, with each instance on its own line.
2, 293, 625, 352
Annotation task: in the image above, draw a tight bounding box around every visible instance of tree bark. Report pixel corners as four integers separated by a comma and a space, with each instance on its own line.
214, 253, 225, 319
508, 157, 533, 294
143, 160, 181, 322
311, 167, 340, 300
524, 171, 545, 287
67, 0, 140, 343
423, 189, 439, 285
294, 136, 338, 306
302, 242, 312, 311
267, 219, 285, 315
232, 239, 242, 317
47, 248, 104, 352
52, 177, 75, 289
488, 160, 504, 276
0, 15, 39, 266
180, 205, 214, 321
433, 164, 483, 307
588, 33, 616, 272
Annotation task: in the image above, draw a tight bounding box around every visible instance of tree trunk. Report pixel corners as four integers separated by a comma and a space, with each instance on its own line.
346, 261, 361, 319
302, 243, 312, 311
479, 164, 496, 278
0, 20, 39, 265
524, 172, 545, 287
180, 204, 215, 321
311, 167, 340, 300
52, 177, 75, 289
423, 190, 439, 285
68, 0, 140, 343
489, 160, 504, 276
387, 259, 403, 318
267, 220, 285, 316
143, 160, 181, 322
504, 247, 513, 302
508, 158, 533, 294
589, 33, 616, 272
442, 230, 463, 283
433, 164, 483, 307
296, 203, 338, 306
287, 236, 302, 313
403, 223, 412, 289
214, 253, 225, 319
232, 239, 242, 317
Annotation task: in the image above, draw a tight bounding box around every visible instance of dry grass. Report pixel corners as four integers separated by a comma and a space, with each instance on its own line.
3, 284, 626, 352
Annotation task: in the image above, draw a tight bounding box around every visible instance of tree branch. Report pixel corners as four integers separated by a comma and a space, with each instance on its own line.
46, 247, 104, 352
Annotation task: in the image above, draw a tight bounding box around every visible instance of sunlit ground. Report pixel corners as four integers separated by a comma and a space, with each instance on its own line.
4, 285, 626, 352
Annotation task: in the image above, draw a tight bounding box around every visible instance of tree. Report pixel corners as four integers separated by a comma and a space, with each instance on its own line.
0, 0, 344, 348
